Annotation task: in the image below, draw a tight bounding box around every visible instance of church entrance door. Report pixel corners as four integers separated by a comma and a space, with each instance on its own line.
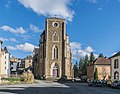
51, 63, 59, 78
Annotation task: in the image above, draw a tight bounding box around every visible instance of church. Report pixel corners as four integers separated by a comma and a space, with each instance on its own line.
35, 18, 73, 79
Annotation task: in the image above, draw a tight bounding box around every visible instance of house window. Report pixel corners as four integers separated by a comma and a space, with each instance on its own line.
114, 59, 119, 69
53, 32, 59, 42
5, 66, 6, 70
5, 61, 6, 64
52, 46, 58, 59
114, 71, 119, 80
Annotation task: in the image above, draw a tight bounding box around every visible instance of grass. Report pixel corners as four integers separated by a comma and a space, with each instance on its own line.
1, 77, 22, 85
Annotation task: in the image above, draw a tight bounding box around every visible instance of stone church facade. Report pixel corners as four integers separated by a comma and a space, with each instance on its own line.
37, 18, 73, 79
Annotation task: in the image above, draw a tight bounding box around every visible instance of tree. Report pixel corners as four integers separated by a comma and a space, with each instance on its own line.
98, 53, 104, 58
89, 52, 95, 64
83, 55, 89, 75
94, 68, 98, 80
73, 61, 79, 77
78, 58, 84, 77
84, 54, 89, 64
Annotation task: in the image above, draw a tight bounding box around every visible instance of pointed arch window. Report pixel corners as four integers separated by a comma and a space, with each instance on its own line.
52, 46, 58, 59
53, 32, 59, 42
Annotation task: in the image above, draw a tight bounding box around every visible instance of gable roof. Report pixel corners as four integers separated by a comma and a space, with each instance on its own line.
93, 57, 111, 65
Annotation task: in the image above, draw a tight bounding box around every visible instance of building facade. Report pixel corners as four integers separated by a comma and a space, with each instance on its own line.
37, 18, 73, 79
33, 48, 39, 77
0, 41, 10, 78
110, 51, 120, 80
22, 55, 33, 69
87, 57, 111, 80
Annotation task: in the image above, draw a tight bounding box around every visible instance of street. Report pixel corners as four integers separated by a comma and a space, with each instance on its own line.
0, 81, 120, 94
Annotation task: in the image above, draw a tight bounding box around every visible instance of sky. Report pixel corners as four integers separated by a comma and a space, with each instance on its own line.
0, 0, 120, 62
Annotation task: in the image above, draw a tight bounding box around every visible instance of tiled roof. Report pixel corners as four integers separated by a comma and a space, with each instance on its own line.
93, 57, 111, 65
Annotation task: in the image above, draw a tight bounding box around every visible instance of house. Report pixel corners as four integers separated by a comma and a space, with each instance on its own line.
87, 57, 111, 80
10, 56, 18, 76
0, 41, 10, 78
110, 51, 120, 80
22, 55, 33, 69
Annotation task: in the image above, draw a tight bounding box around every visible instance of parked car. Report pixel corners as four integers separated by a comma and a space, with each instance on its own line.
101, 79, 107, 86
111, 81, 120, 89
73, 77, 81, 82
106, 80, 112, 87
88, 79, 102, 87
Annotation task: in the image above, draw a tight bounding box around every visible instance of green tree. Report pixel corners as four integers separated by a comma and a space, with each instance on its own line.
89, 52, 95, 64
94, 68, 98, 80
78, 58, 84, 77
73, 61, 79, 77
83, 55, 89, 75
98, 53, 104, 58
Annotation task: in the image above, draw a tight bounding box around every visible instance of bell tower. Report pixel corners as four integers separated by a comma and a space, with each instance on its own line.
45, 18, 66, 78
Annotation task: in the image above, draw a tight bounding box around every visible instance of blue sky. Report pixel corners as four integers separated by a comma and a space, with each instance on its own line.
0, 0, 120, 61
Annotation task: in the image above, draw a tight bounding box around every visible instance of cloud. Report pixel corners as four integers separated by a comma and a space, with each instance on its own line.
85, 46, 95, 53
98, 7, 103, 10
0, 37, 8, 42
30, 24, 43, 32
70, 42, 98, 60
9, 38, 17, 42
86, 0, 97, 3
0, 37, 17, 42
18, 0, 74, 21
0, 25, 26, 34
7, 46, 16, 50
7, 43, 37, 52
5, 0, 11, 9
22, 35, 30, 40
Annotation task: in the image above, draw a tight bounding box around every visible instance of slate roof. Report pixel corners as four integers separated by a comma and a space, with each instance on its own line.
4, 47, 9, 53
93, 57, 111, 65
109, 51, 120, 58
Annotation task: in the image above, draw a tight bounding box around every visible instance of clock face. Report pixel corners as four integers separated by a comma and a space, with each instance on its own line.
52, 22, 59, 28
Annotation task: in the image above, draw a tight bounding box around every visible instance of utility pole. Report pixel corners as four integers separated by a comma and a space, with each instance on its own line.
0, 40, 3, 82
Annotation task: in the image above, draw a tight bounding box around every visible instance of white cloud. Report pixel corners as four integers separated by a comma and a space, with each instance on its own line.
18, 0, 74, 21
7, 43, 37, 52
70, 42, 81, 50
86, 0, 97, 3
7, 46, 16, 50
30, 24, 43, 32
118, 0, 120, 2
98, 7, 103, 10
0, 37, 8, 42
5, 0, 11, 9
0, 25, 26, 34
70, 42, 98, 60
16, 43, 35, 52
85, 46, 94, 53
9, 38, 17, 42
0, 37, 17, 42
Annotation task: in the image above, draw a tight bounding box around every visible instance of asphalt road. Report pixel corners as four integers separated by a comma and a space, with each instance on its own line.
0, 81, 120, 94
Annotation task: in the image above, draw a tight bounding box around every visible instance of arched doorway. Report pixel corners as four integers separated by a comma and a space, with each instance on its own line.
51, 63, 59, 78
